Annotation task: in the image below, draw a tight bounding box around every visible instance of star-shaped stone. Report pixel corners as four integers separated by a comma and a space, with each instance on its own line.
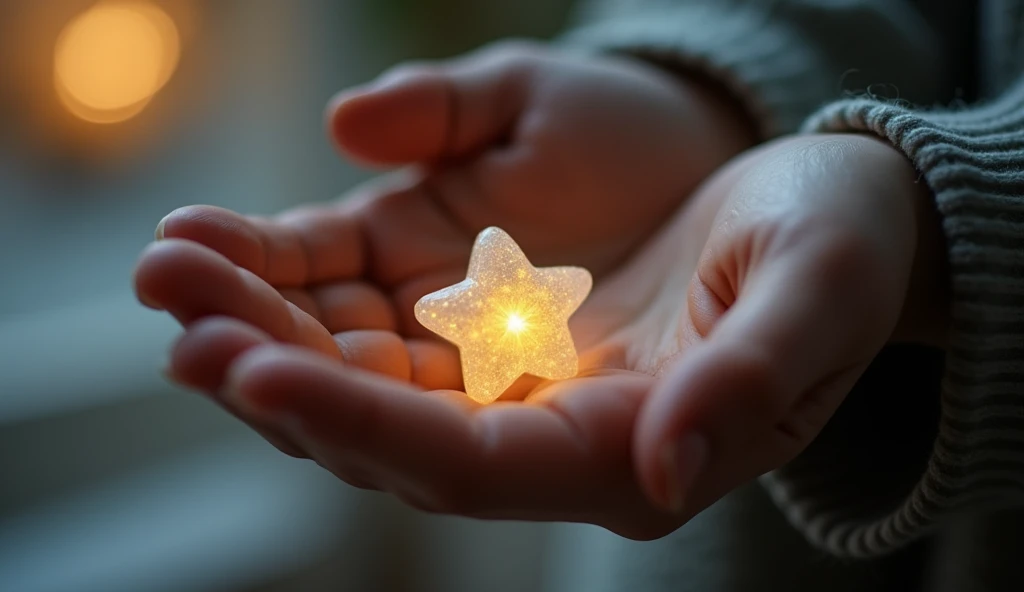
414, 227, 593, 403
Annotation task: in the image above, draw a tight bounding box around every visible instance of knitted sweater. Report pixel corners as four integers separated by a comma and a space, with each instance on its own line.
563, 0, 1024, 586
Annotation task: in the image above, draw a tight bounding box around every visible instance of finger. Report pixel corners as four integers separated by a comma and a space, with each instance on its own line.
168, 316, 272, 392
139, 226, 466, 384
154, 203, 364, 287
273, 284, 462, 390
155, 172, 474, 293
225, 348, 669, 537
168, 317, 309, 458
224, 345, 477, 507
280, 281, 397, 333
635, 232, 898, 513
332, 331, 463, 391
390, 268, 468, 337
328, 42, 536, 166
168, 320, 458, 463
353, 175, 473, 288
470, 372, 670, 538
134, 239, 341, 359
407, 338, 463, 391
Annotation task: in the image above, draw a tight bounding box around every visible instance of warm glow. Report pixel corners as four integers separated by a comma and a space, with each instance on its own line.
415, 227, 593, 403
506, 313, 527, 334
54, 1, 180, 123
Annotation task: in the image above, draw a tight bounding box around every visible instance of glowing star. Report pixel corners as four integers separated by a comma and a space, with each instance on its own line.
414, 227, 593, 404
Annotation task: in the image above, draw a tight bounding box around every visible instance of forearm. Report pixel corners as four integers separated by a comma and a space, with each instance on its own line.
766, 76, 1024, 557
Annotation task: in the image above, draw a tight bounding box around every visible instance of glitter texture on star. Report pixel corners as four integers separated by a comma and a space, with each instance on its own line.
414, 227, 593, 403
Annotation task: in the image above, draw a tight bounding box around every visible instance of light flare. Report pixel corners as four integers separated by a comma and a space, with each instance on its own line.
506, 312, 528, 334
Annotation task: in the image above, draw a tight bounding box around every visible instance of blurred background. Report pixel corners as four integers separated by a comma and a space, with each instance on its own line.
0, 1, 635, 590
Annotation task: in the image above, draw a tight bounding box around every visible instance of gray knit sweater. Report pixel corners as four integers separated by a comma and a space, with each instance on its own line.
563, 0, 1024, 587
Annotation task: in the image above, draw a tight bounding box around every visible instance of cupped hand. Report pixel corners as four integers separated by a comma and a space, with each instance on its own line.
325, 40, 754, 275
135, 43, 943, 540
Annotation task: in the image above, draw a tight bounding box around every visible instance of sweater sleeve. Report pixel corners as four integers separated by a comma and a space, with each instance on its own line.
558, 0, 944, 138
759, 78, 1024, 558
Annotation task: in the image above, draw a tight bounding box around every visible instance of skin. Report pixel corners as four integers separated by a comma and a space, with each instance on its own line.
133, 42, 949, 541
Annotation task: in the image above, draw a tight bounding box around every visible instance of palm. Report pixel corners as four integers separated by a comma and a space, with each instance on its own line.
136, 144, 728, 537
135, 45, 758, 538
136, 185, 692, 540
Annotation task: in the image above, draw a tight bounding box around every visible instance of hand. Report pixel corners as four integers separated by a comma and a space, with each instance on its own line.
324, 40, 755, 275
135, 44, 943, 539
135, 41, 756, 537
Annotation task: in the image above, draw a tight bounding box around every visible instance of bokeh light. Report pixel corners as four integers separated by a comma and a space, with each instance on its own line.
54, 1, 180, 124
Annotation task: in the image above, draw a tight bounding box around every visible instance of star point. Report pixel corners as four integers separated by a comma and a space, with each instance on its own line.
414, 227, 593, 403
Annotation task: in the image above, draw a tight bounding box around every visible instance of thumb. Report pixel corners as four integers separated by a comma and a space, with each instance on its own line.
635, 226, 909, 515
327, 44, 535, 166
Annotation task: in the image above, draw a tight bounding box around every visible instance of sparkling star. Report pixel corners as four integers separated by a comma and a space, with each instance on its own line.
414, 227, 593, 403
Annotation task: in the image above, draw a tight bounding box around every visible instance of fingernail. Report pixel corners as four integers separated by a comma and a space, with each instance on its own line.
154, 215, 168, 240
661, 433, 708, 513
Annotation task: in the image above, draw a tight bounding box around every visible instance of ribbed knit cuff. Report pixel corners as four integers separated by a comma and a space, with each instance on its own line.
558, 3, 833, 138
762, 82, 1024, 558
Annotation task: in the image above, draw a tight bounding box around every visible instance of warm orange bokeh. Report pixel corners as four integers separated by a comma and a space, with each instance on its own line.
54, 1, 180, 124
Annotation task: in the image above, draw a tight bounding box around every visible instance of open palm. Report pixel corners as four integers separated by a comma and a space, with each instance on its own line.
134, 43, 754, 539
135, 164, 712, 541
